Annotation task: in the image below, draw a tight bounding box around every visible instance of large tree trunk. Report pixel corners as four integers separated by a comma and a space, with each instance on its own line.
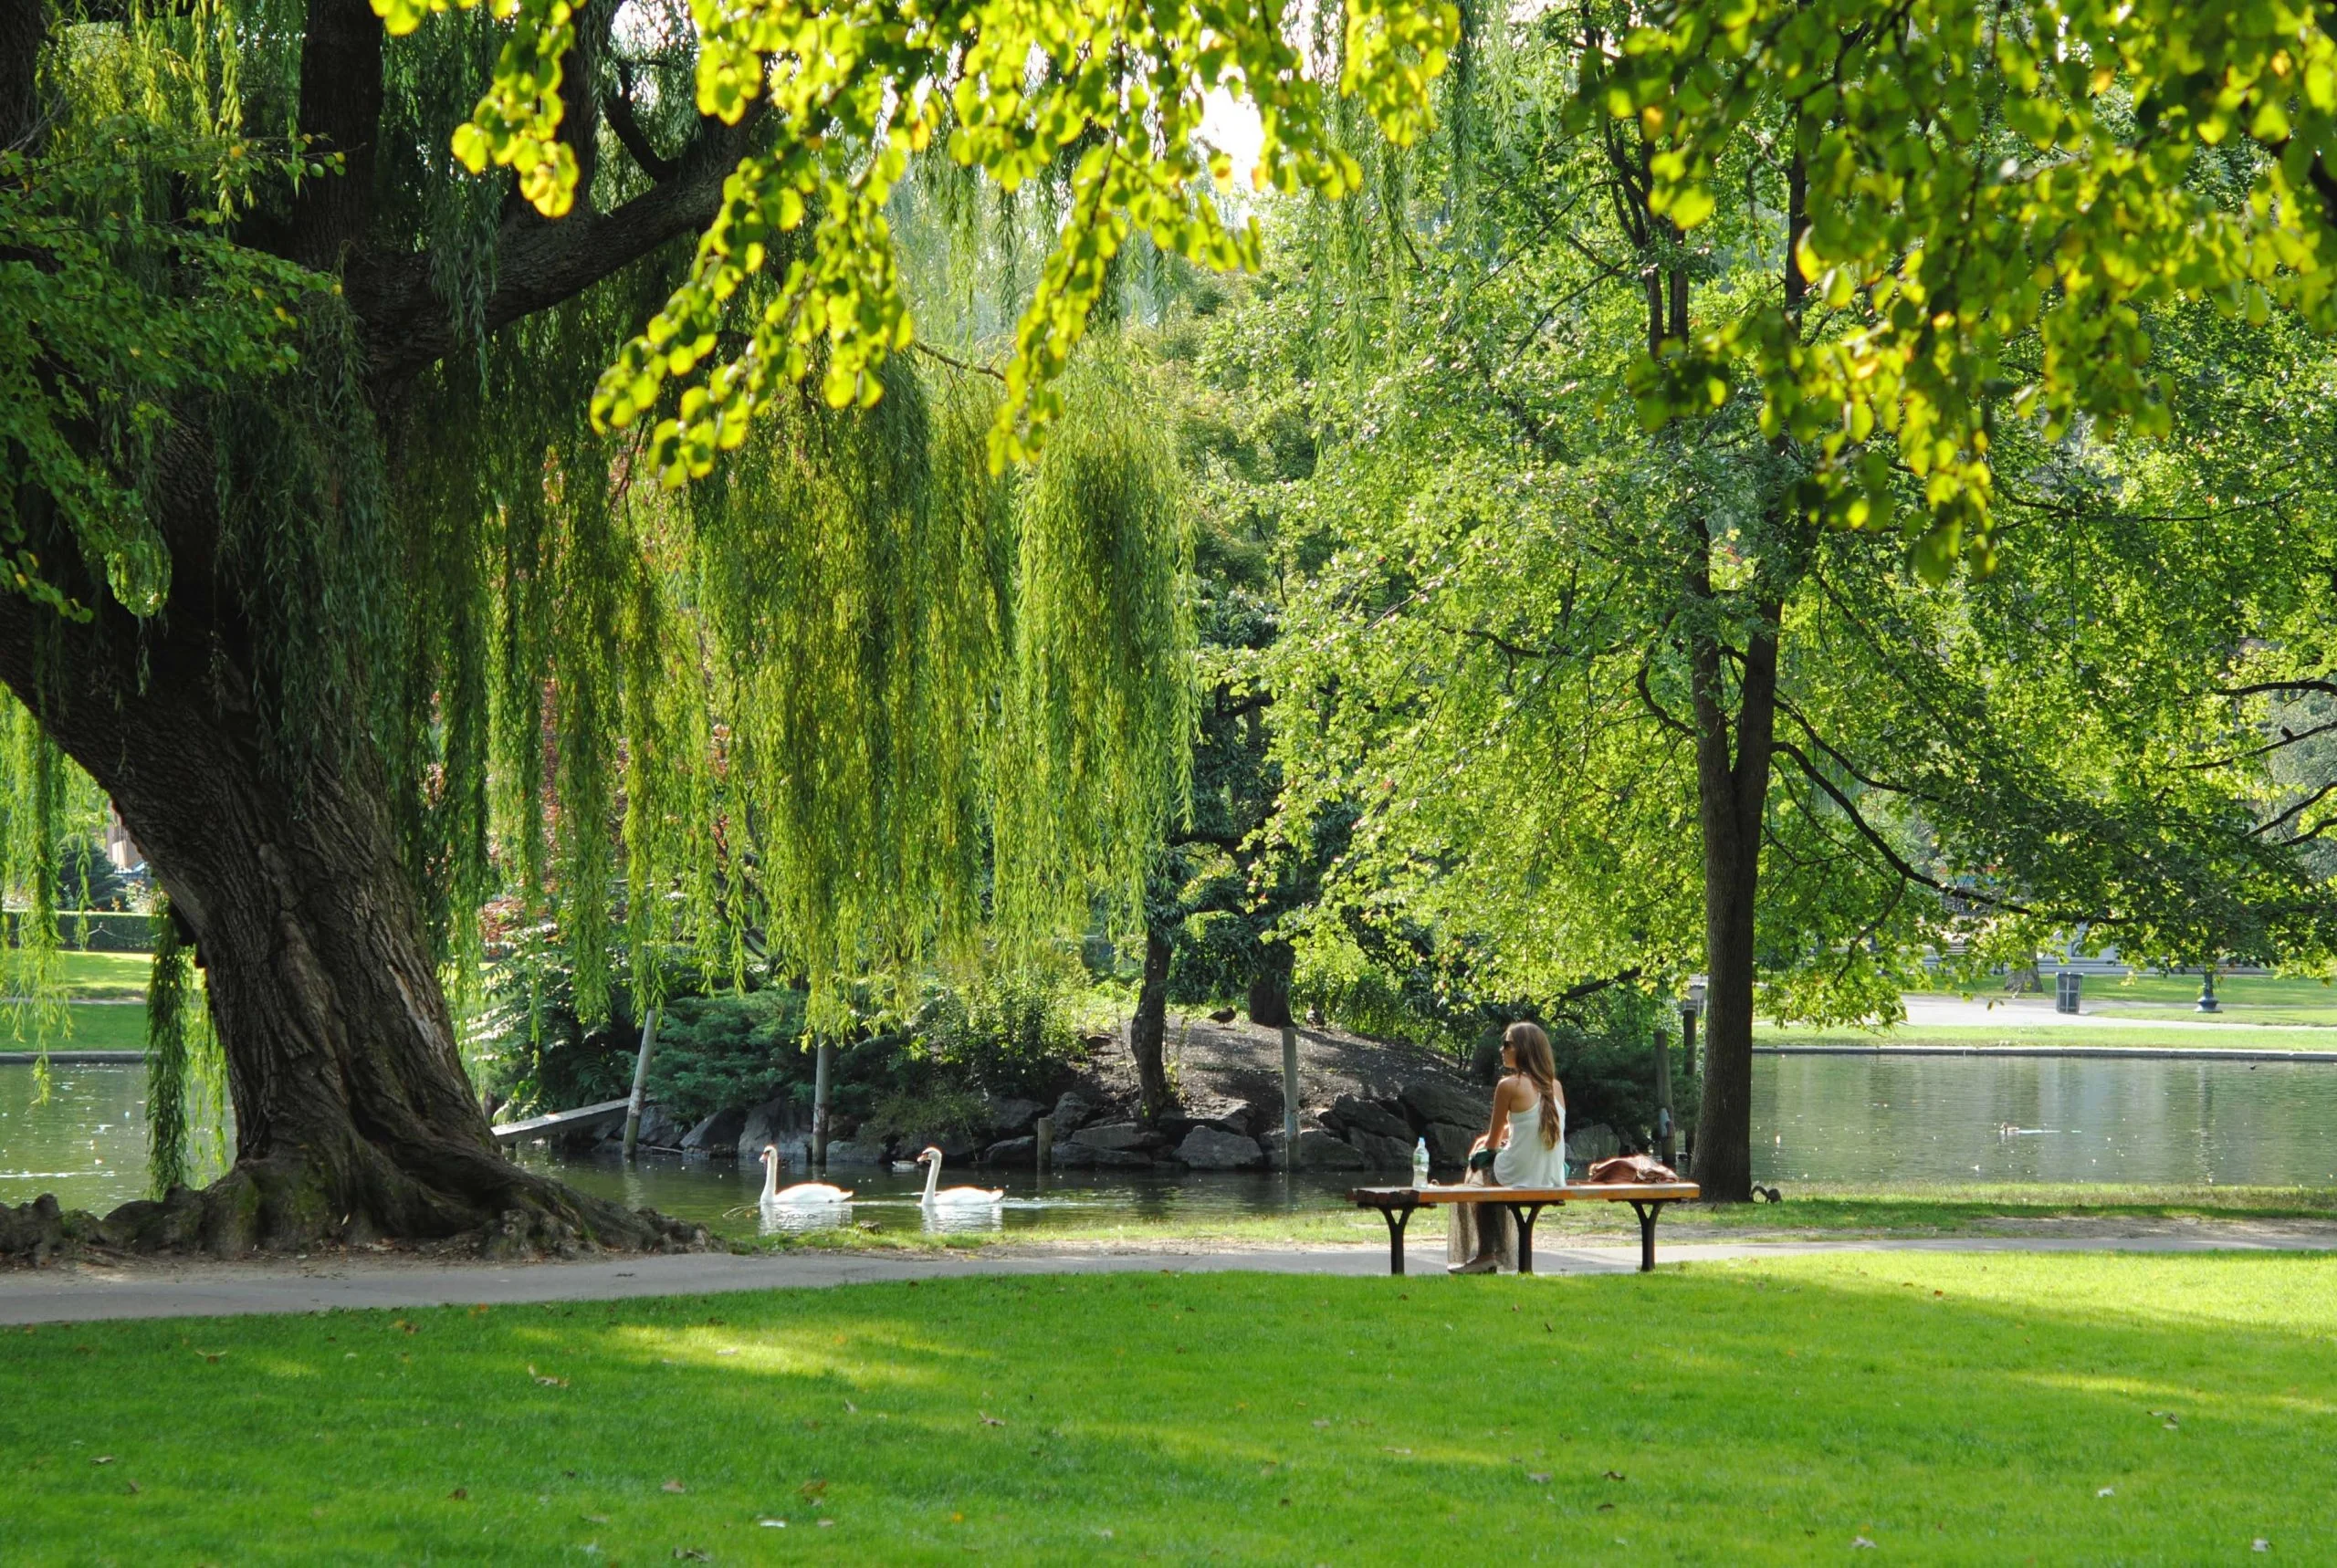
0, 1, 748, 1260
1128, 920, 1174, 1124
0, 481, 697, 1259
1687, 603, 1782, 1205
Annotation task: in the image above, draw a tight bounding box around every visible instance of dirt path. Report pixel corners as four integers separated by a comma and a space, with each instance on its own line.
3, 1228, 2331, 1325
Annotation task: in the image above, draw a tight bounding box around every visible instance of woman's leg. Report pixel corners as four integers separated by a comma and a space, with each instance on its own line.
1455, 1136, 1507, 1271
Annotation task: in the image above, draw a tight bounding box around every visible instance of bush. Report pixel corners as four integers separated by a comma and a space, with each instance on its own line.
923, 967, 1086, 1101
1480, 991, 1696, 1152
477, 946, 1092, 1142
646, 989, 810, 1123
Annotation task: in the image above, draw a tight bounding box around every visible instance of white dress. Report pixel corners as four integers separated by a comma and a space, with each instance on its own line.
1492, 1092, 1567, 1187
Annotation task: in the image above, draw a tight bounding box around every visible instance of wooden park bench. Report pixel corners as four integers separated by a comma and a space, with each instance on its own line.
1347, 1181, 1701, 1276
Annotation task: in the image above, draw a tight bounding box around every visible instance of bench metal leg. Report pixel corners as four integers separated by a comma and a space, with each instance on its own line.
1374, 1201, 1419, 1276
1504, 1202, 1548, 1274
1627, 1199, 1668, 1272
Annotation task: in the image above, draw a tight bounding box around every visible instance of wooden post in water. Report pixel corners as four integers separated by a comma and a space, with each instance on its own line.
621, 1005, 662, 1162
812, 1039, 833, 1166
1281, 1024, 1300, 1153
1034, 1114, 1054, 1172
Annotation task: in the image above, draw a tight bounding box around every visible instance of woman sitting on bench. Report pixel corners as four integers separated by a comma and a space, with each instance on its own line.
1451, 1021, 1568, 1274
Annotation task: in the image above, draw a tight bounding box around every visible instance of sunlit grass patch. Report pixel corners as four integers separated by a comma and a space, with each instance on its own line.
1, 1251, 2330, 1562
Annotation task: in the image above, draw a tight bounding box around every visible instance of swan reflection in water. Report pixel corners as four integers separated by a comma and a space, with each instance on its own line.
919, 1202, 1003, 1236
754, 1202, 854, 1238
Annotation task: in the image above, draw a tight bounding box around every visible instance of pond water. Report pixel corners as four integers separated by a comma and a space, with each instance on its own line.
8, 1054, 2337, 1223
0, 1062, 150, 1216
1755, 1051, 2337, 1186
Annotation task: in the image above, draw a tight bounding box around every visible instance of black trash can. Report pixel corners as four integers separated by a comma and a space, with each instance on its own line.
2055, 970, 2082, 1015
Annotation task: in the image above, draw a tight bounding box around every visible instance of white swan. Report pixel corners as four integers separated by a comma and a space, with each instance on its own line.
758, 1145, 853, 1206
916, 1145, 1003, 1207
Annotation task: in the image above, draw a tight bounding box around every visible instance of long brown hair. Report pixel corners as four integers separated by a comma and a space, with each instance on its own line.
1504, 1021, 1563, 1149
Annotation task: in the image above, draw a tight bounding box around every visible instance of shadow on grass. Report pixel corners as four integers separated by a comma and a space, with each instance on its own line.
0, 1253, 2330, 1563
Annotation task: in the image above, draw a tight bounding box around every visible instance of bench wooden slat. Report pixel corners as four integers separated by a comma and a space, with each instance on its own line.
1345, 1181, 1700, 1275
1346, 1182, 1699, 1205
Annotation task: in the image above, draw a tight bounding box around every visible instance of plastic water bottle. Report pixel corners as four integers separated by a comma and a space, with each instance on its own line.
1411, 1137, 1430, 1187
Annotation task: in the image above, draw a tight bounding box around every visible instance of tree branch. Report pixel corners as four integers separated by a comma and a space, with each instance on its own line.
2185, 716, 2337, 772
603, 63, 678, 183
2251, 775, 2337, 839
905, 340, 1006, 382
1635, 650, 1696, 741
355, 113, 758, 386
1772, 693, 1938, 802
1556, 967, 1643, 1004
284, 0, 385, 271
1773, 736, 2062, 920
2213, 676, 2337, 701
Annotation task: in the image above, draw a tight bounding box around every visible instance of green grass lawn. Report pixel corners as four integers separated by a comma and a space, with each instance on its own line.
0, 950, 149, 1001
1906, 972, 2337, 1028
4, 1251, 2330, 1563
742, 1182, 2337, 1254
1758, 1020, 2337, 1049
0, 999, 146, 1051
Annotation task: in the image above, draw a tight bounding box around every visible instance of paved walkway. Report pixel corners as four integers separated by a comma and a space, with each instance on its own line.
3, 1231, 2332, 1324
1897, 994, 2325, 1032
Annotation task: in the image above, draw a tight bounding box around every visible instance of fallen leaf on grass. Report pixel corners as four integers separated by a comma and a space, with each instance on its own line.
1311, 1419, 1330, 1430
844, 1400, 858, 1413
672, 1550, 710, 1562
817, 1519, 834, 1529
2098, 1488, 2115, 1498
528, 1364, 570, 1388
1602, 1470, 1626, 1482
582, 1515, 610, 1525
394, 1321, 416, 1334
1596, 1502, 1614, 1512
125, 1480, 140, 1494
449, 1489, 469, 1501
195, 1351, 225, 1364
2255, 1540, 2271, 1552
1526, 1473, 1551, 1484
799, 1479, 828, 1499
1381, 1447, 1412, 1456
662, 1479, 687, 1494
979, 1412, 1006, 1427
759, 1519, 787, 1529
91, 1456, 113, 1466
716, 1348, 739, 1357
1852, 1537, 1876, 1550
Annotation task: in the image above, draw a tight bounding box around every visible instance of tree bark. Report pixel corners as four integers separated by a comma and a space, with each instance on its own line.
1128, 918, 1173, 1123
1679, 141, 1804, 1205
0, 560, 699, 1256
0, 6, 760, 1257
1686, 603, 1781, 1204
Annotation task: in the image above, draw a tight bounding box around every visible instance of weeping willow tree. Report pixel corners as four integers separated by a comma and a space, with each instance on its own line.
0, 0, 1450, 1252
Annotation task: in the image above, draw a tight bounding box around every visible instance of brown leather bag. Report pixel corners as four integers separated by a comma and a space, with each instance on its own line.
1586, 1153, 1679, 1185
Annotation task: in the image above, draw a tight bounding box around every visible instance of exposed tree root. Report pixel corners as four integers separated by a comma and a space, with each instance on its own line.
1, 1159, 712, 1267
